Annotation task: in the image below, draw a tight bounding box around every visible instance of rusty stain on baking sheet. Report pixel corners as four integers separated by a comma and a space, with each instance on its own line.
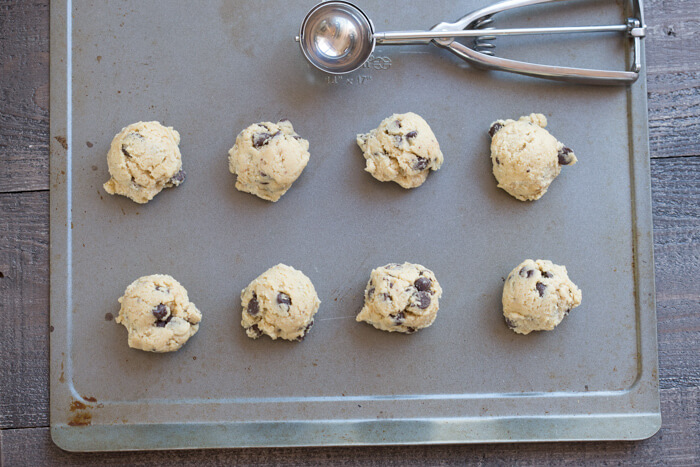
68, 396, 101, 426
70, 400, 87, 411
68, 412, 92, 427
54, 135, 68, 150
69, 401, 92, 426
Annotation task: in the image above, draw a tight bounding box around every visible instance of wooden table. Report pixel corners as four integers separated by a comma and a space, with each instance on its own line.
1, 1, 698, 464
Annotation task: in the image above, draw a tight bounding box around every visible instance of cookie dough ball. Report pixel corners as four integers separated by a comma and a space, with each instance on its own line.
228, 120, 310, 202
489, 113, 576, 201
115, 274, 201, 352
356, 262, 443, 334
241, 264, 321, 341
502, 259, 582, 335
357, 112, 444, 189
103, 121, 186, 204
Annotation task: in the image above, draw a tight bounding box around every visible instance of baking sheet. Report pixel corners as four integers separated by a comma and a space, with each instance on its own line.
50, 0, 660, 451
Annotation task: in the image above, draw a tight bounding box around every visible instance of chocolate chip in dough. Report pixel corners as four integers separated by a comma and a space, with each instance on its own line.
414, 276, 431, 292
152, 304, 168, 320
489, 123, 503, 137
253, 133, 272, 148
277, 292, 292, 307
247, 293, 260, 316
414, 157, 429, 171
536, 282, 547, 297
558, 147, 575, 165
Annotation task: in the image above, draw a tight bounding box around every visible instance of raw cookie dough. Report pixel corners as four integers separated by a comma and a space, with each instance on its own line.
356, 262, 443, 333
502, 259, 582, 335
241, 264, 321, 341
357, 112, 444, 189
228, 120, 310, 202
489, 113, 576, 201
103, 121, 185, 204
115, 274, 201, 352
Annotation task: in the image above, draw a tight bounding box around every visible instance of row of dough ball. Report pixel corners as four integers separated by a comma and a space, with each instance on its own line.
101, 115, 442, 203
114, 260, 581, 353
102, 112, 574, 204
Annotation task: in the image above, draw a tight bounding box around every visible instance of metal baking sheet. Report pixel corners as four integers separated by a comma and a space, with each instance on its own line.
50, 0, 660, 451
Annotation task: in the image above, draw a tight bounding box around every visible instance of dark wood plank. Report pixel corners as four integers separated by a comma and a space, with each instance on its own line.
644, 0, 700, 75
0, 191, 49, 429
0, 0, 50, 193
647, 71, 700, 160
651, 157, 700, 391
1, 387, 698, 466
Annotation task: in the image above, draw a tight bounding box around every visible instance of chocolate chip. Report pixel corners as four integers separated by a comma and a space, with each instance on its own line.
248, 324, 263, 338
558, 147, 575, 165
170, 169, 186, 184
152, 304, 168, 320
366, 287, 375, 298
391, 311, 406, 324
414, 277, 431, 292
272, 130, 282, 139
277, 292, 292, 307
386, 263, 400, 269
278, 118, 290, 123
414, 157, 428, 171
153, 303, 173, 328
519, 268, 535, 278
253, 132, 272, 148
565, 308, 571, 315
489, 123, 503, 137
121, 145, 132, 158
416, 291, 431, 309
381, 293, 392, 301
155, 311, 172, 327
405, 327, 417, 334
505, 317, 517, 329
536, 282, 546, 297
495, 157, 500, 165
543, 271, 553, 278
406, 130, 418, 139
395, 119, 402, 128
247, 293, 259, 316
296, 320, 314, 342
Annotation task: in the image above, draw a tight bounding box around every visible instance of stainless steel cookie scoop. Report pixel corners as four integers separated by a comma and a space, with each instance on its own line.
295, 0, 646, 84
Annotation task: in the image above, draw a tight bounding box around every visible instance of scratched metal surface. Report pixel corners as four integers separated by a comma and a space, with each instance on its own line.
49, 0, 660, 451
